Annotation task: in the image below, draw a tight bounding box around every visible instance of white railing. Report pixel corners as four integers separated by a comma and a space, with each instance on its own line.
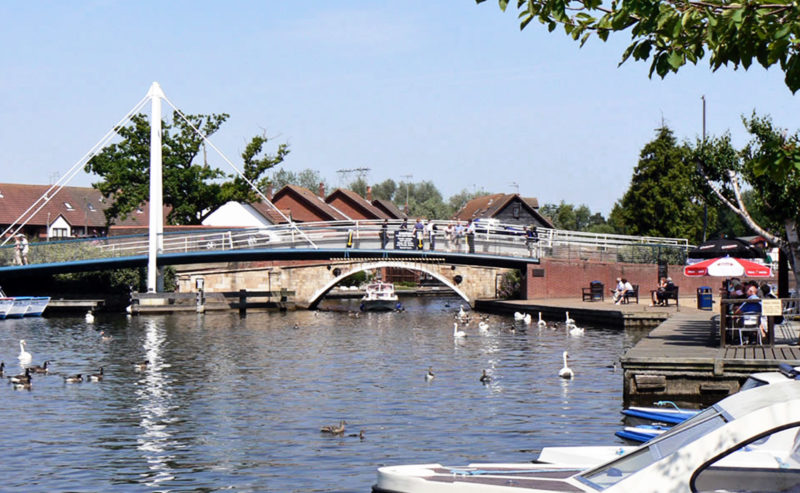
0, 219, 690, 267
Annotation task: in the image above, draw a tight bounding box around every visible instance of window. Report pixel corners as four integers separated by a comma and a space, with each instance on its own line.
87, 203, 95, 211
64, 202, 74, 211
512, 204, 521, 219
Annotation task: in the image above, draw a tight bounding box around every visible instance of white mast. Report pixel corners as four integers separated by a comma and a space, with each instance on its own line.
147, 82, 165, 292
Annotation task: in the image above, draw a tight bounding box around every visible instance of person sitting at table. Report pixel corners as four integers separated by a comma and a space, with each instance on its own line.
734, 284, 763, 344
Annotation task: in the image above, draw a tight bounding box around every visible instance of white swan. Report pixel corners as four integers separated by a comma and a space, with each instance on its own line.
514, 311, 525, 321
453, 322, 466, 338
523, 313, 532, 325
478, 321, 489, 333
18, 340, 31, 365
569, 325, 585, 336
537, 312, 547, 328
458, 305, 468, 319
85, 310, 95, 323
558, 351, 574, 379
565, 311, 575, 328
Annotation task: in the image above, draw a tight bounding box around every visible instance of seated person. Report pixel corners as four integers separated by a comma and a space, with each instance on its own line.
611, 277, 625, 303
651, 277, 667, 306
615, 278, 633, 305
734, 285, 763, 343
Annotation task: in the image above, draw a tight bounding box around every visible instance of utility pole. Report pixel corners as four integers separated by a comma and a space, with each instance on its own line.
702, 95, 707, 242
510, 182, 519, 195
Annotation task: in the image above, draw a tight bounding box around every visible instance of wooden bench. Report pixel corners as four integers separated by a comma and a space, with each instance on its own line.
582, 282, 604, 302
652, 285, 679, 307
621, 284, 639, 304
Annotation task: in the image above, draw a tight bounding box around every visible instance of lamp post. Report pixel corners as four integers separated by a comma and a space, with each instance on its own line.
401, 174, 412, 215
701, 95, 707, 242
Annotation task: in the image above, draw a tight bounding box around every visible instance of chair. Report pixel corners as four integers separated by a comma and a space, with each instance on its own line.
621, 285, 639, 304
738, 314, 763, 345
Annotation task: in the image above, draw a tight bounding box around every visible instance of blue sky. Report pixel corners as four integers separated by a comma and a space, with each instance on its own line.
1, 2, 796, 216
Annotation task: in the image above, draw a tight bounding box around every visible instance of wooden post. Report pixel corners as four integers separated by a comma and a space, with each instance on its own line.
239, 289, 247, 317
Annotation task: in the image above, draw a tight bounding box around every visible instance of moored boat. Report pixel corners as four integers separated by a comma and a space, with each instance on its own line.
6, 296, 32, 318
25, 297, 50, 317
373, 379, 800, 492
360, 281, 399, 311
0, 288, 49, 319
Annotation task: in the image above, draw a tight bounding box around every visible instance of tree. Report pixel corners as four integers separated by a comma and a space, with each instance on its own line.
610, 126, 708, 241
694, 114, 800, 286
221, 134, 289, 203
348, 177, 369, 197
371, 179, 397, 201
271, 168, 328, 192
478, 0, 800, 92
540, 201, 611, 232
87, 112, 287, 225
448, 188, 488, 215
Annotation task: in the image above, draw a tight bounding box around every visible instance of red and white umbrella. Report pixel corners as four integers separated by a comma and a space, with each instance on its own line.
684, 257, 772, 277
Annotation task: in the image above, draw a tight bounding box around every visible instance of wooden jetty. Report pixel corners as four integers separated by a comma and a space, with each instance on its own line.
129, 289, 295, 315
479, 296, 800, 406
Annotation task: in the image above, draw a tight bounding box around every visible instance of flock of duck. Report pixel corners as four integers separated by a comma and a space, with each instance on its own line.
444, 307, 579, 382
4, 339, 106, 390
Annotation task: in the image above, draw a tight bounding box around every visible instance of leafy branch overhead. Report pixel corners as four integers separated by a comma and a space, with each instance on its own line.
478, 0, 800, 92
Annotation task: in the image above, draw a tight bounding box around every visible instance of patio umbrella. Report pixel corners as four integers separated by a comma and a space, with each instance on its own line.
683, 256, 772, 278
687, 238, 764, 260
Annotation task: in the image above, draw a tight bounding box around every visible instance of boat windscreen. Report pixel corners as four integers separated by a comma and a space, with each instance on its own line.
578, 407, 727, 489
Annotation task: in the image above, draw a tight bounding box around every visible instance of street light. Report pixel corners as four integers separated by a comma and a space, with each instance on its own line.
401, 174, 412, 215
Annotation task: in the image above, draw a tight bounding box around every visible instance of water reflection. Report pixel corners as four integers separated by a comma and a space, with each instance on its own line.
136, 318, 176, 487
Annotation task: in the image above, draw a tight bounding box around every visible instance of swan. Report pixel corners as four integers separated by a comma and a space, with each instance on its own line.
453, 322, 467, 338
85, 310, 95, 323
478, 321, 489, 333
569, 326, 585, 336
537, 312, 547, 328
558, 351, 574, 379
64, 374, 83, 383
565, 311, 576, 328
522, 313, 532, 325
479, 369, 491, 384
458, 305, 468, 319
514, 311, 525, 321
88, 367, 104, 382
425, 366, 435, 381
18, 340, 31, 365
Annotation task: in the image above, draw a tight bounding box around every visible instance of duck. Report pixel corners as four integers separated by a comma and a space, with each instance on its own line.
320, 420, 347, 435
12, 379, 31, 390
8, 367, 31, 384
18, 339, 32, 365
0, 361, 4, 376
479, 369, 492, 384
85, 310, 95, 323
99, 331, 112, 341
558, 351, 574, 379
28, 360, 49, 374
348, 430, 366, 440
134, 360, 149, 371
453, 322, 467, 339
64, 374, 83, 383
478, 320, 489, 333
425, 366, 435, 381
537, 312, 547, 328
88, 367, 104, 382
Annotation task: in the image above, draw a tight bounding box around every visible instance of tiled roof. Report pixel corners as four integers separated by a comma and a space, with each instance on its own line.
326, 189, 389, 219
371, 199, 405, 219
453, 193, 552, 227
249, 201, 291, 224
0, 183, 108, 228
272, 185, 351, 221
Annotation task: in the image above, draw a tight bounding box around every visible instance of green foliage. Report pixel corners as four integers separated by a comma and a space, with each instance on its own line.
479, 0, 800, 92
371, 179, 397, 201
87, 112, 287, 225
448, 188, 488, 215
539, 201, 610, 231
613, 126, 707, 242
272, 168, 328, 191
497, 269, 522, 298
348, 177, 369, 197
340, 270, 367, 287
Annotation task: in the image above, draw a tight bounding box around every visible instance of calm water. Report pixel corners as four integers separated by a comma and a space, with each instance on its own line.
0, 297, 646, 492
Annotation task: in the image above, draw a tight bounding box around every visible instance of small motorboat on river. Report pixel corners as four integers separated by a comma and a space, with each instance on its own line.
373, 378, 800, 492
360, 281, 399, 311
0, 288, 49, 319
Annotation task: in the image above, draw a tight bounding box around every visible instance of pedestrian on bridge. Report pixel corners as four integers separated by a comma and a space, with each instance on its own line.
380, 219, 389, 249
20, 235, 29, 265
13, 235, 22, 265
466, 219, 476, 254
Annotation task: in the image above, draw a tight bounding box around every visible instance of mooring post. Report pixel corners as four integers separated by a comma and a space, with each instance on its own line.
239, 289, 247, 317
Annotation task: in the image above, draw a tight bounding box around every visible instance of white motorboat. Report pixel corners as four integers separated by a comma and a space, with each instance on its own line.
25, 297, 50, 317
373, 379, 800, 492
0, 288, 49, 319
360, 281, 399, 311
0, 297, 13, 319
5, 296, 32, 318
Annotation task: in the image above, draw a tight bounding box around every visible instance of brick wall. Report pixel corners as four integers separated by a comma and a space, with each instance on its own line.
523, 258, 778, 301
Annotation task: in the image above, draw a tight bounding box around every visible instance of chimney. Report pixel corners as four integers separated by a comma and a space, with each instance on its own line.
366, 186, 373, 201
318, 182, 326, 198
266, 184, 273, 200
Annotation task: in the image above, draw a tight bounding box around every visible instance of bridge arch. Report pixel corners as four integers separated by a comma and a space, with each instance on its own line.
307, 260, 470, 308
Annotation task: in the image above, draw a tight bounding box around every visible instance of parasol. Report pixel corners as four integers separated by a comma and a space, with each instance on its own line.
683, 256, 772, 278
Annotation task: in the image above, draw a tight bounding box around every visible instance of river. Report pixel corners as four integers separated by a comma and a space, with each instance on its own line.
0, 296, 647, 492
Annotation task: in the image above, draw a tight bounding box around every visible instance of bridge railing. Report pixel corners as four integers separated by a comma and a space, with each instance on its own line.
0, 219, 690, 267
